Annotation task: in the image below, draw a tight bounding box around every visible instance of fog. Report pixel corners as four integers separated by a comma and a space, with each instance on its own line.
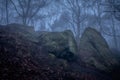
0, 0, 120, 50
1, 0, 120, 80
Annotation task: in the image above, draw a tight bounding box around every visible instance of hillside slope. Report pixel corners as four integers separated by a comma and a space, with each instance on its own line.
0, 24, 119, 80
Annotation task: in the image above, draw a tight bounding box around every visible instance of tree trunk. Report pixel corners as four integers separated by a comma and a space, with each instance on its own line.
111, 15, 118, 49
5, 0, 9, 24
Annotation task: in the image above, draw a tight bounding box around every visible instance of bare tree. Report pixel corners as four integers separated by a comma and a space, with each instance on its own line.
0, 0, 4, 24
102, 0, 120, 49
95, 0, 103, 33
63, 0, 88, 47
10, 0, 49, 25
110, 0, 120, 21
5, 0, 9, 24
0, 0, 11, 24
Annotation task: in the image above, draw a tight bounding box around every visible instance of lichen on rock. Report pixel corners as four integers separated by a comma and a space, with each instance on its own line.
38, 30, 77, 61
79, 27, 119, 71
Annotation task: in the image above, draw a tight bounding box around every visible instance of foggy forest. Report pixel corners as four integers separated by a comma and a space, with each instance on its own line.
0, 0, 120, 80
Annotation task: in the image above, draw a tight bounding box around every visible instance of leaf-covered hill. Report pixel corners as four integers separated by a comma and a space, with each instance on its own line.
0, 24, 118, 80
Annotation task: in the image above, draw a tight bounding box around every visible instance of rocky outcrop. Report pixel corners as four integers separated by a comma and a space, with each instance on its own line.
0, 24, 110, 80
38, 30, 77, 61
79, 27, 118, 71
0, 24, 77, 61
1, 24, 119, 80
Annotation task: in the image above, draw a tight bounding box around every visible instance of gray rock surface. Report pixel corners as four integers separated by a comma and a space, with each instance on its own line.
79, 27, 118, 71
38, 30, 77, 61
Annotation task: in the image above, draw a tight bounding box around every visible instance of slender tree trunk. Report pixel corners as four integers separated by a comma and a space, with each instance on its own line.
22, 16, 27, 25
5, 0, 9, 24
76, 19, 81, 50
111, 15, 118, 49
96, 1, 103, 34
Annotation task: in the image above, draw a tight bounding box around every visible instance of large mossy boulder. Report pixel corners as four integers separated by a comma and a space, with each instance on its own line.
79, 27, 118, 71
38, 30, 77, 61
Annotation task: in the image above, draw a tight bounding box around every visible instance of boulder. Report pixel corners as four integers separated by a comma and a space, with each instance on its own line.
79, 27, 118, 71
38, 30, 77, 61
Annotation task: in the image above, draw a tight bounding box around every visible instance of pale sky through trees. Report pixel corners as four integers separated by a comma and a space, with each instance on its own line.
0, 0, 120, 50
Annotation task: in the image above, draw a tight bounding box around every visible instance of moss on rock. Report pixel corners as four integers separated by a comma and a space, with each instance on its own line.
79, 27, 118, 71
38, 30, 77, 61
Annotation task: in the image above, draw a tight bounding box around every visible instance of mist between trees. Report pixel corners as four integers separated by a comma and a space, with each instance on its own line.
0, 0, 120, 51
